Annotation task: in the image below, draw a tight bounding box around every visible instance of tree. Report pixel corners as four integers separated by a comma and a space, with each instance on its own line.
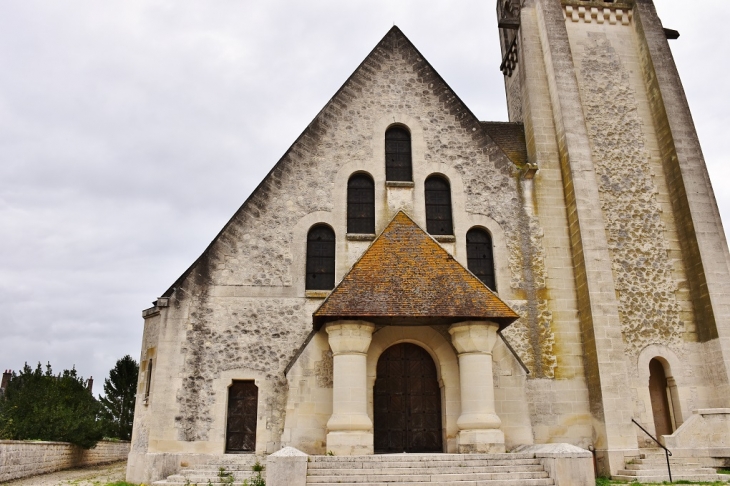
0, 362, 103, 449
99, 355, 138, 440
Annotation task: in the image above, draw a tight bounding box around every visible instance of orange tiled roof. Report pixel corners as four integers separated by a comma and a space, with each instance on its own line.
313, 211, 519, 330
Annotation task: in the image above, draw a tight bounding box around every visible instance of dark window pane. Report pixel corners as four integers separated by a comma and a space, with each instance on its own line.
347, 174, 375, 234
425, 176, 453, 235
385, 127, 412, 182
467, 228, 496, 290
306, 225, 335, 290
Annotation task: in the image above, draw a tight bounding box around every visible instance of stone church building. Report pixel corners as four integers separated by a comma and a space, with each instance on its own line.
128, 0, 730, 483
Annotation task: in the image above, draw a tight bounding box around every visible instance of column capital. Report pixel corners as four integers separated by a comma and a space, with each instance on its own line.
448, 321, 500, 355
325, 320, 375, 356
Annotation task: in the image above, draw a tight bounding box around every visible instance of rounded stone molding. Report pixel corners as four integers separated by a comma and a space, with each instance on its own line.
636, 344, 683, 386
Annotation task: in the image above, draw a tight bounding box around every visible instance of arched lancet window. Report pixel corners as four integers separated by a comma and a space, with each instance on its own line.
425, 175, 453, 235
385, 126, 412, 182
467, 227, 496, 290
347, 173, 375, 234
306, 225, 335, 290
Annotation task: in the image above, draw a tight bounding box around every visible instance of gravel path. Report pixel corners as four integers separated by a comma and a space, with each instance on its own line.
1, 461, 128, 486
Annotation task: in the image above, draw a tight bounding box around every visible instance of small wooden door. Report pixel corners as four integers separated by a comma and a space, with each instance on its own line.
374, 343, 443, 453
649, 359, 673, 437
226, 381, 258, 452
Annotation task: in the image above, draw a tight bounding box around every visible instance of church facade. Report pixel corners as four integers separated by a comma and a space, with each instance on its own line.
127, 0, 730, 482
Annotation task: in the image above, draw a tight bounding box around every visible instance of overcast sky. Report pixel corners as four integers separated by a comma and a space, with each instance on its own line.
1, 1, 728, 393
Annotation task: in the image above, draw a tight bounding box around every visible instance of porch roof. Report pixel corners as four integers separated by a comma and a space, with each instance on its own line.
313, 211, 519, 330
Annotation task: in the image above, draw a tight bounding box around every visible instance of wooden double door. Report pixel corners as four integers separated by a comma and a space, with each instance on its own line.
374, 343, 443, 453
225, 381, 258, 452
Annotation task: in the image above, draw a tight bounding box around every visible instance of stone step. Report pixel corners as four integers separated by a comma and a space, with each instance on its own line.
624, 463, 709, 471
629, 458, 701, 466
152, 478, 251, 486
307, 471, 550, 483
618, 467, 721, 475
165, 473, 258, 480
613, 473, 727, 483
307, 459, 542, 469
308, 465, 546, 476
153, 469, 265, 485
308, 453, 536, 463
182, 464, 264, 471
306, 480, 554, 486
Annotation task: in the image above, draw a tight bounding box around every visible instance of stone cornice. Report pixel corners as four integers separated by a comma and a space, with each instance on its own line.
563, 3, 633, 25
561, 0, 633, 8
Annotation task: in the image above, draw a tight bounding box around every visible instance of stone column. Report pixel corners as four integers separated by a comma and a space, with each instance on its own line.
449, 320, 504, 453
325, 320, 375, 455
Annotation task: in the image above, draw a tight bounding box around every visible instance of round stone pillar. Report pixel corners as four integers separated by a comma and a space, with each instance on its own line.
449, 320, 505, 453
325, 320, 375, 455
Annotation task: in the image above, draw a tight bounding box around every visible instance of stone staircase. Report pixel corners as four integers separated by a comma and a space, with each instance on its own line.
305, 453, 554, 485
152, 460, 265, 485
613, 448, 728, 483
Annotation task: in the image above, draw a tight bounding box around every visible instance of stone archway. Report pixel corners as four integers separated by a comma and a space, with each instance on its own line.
637, 345, 684, 435
373, 342, 443, 453
366, 326, 461, 453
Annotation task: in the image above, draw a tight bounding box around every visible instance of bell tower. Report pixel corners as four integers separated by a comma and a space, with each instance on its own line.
496, 0, 730, 477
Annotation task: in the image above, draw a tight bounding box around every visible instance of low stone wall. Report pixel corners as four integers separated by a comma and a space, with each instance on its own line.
663, 408, 730, 466
0, 439, 130, 483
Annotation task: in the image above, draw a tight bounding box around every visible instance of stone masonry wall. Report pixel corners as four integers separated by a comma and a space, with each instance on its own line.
176, 296, 310, 443
166, 27, 557, 448
574, 29, 682, 356
0, 440, 130, 483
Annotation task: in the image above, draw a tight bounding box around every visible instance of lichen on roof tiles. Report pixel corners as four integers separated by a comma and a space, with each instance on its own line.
313, 211, 519, 330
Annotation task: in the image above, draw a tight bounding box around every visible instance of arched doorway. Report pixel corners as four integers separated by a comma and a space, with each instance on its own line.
649, 358, 674, 437
373, 343, 443, 453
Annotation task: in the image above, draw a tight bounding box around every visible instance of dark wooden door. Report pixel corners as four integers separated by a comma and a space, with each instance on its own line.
374, 343, 443, 453
226, 381, 258, 452
649, 359, 673, 437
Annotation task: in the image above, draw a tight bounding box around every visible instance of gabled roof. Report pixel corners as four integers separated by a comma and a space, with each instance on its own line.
159, 26, 522, 301
313, 211, 519, 330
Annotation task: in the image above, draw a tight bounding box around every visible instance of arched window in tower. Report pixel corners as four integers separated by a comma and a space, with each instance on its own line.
424, 175, 453, 235
467, 227, 496, 290
385, 126, 412, 182
306, 225, 336, 291
347, 173, 375, 234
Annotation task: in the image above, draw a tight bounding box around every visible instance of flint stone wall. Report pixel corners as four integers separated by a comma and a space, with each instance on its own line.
0, 440, 130, 483
164, 27, 557, 449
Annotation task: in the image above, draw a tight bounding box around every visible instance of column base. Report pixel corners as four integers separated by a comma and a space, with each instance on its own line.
457, 429, 505, 453
326, 431, 374, 456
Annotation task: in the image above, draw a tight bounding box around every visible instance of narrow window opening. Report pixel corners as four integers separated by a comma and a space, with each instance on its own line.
467, 228, 496, 290
385, 126, 412, 182
306, 225, 336, 290
144, 359, 153, 404
347, 174, 375, 234
425, 175, 453, 235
